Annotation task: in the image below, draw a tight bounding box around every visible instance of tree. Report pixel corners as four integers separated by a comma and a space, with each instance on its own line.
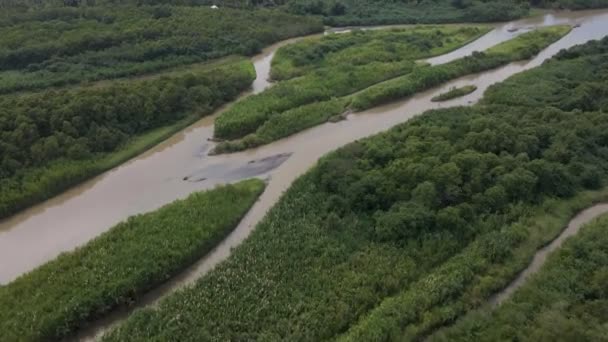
374, 202, 435, 241
330, 1, 346, 15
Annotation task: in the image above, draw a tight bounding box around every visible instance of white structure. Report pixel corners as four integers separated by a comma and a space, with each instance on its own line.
211, 4, 218, 9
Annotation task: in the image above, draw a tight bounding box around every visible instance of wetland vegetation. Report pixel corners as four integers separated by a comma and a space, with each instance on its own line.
431, 212, 608, 341
0, 179, 264, 342
213, 25, 571, 154
1, 1, 608, 341
0, 58, 255, 220
105, 36, 608, 341
0, 6, 322, 94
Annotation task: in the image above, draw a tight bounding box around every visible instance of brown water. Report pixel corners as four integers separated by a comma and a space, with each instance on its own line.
1, 8, 608, 340
490, 204, 608, 306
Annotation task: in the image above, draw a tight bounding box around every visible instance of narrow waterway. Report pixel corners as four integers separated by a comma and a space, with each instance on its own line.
1, 8, 608, 341
490, 204, 608, 306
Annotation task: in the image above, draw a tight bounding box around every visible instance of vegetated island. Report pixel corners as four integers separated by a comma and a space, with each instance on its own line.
212, 25, 572, 154
0, 179, 265, 342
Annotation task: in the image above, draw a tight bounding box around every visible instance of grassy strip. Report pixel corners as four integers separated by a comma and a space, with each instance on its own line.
214, 60, 414, 140
212, 98, 348, 154
270, 26, 490, 81
339, 188, 608, 341
431, 85, 477, 102
0, 179, 265, 342
0, 59, 255, 220
214, 26, 490, 140
349, 25, 572, 111
430, 207, 608, 341
481, 36, 608, 112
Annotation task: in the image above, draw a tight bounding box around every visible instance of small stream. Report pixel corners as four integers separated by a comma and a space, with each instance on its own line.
1, 8, 608, 341
490, 203, 608, 306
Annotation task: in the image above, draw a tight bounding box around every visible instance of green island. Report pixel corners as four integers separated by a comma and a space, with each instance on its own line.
212, 25, 491, 141
213, 25, 571, 154
431, 85, 478, 102
0, 179, 265, 342
431, 213, 608, 341
103, 36, 608, 341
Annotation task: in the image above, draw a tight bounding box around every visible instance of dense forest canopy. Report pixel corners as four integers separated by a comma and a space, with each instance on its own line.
2, 0, 608, 26
0, 7, 322, 93
0, 59, 254, 219
105, 37, 608, 341
0, 0, 322, 219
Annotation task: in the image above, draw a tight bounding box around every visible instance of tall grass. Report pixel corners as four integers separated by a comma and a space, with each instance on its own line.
0, 179, 265, 342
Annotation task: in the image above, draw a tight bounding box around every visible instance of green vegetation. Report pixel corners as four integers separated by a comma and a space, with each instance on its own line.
0, 2, 323, 219
0, 58, 254, 220
212, 98, 349, 154
270, 26, 488, 81
432, 85, 478, 102
537, 0, 608, 9
350, 25, 571, 110
0, 179, 265, 342
1, 0, 605, 34
104, 37, 608, 341
0, 6, 322, 94
213, 26, 570, 154
483, 37, 608, 112
287, 0, 530, 26
431, 213, 608, 341
214, 26, 488, 141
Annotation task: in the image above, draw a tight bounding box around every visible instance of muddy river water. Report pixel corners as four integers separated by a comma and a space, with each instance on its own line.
2, 8, 608, 340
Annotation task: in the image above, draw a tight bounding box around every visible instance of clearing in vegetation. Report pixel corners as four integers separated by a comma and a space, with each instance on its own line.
0, 179, 265, 342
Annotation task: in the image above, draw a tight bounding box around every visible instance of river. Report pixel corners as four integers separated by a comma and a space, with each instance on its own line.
1, 8, 608, 341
